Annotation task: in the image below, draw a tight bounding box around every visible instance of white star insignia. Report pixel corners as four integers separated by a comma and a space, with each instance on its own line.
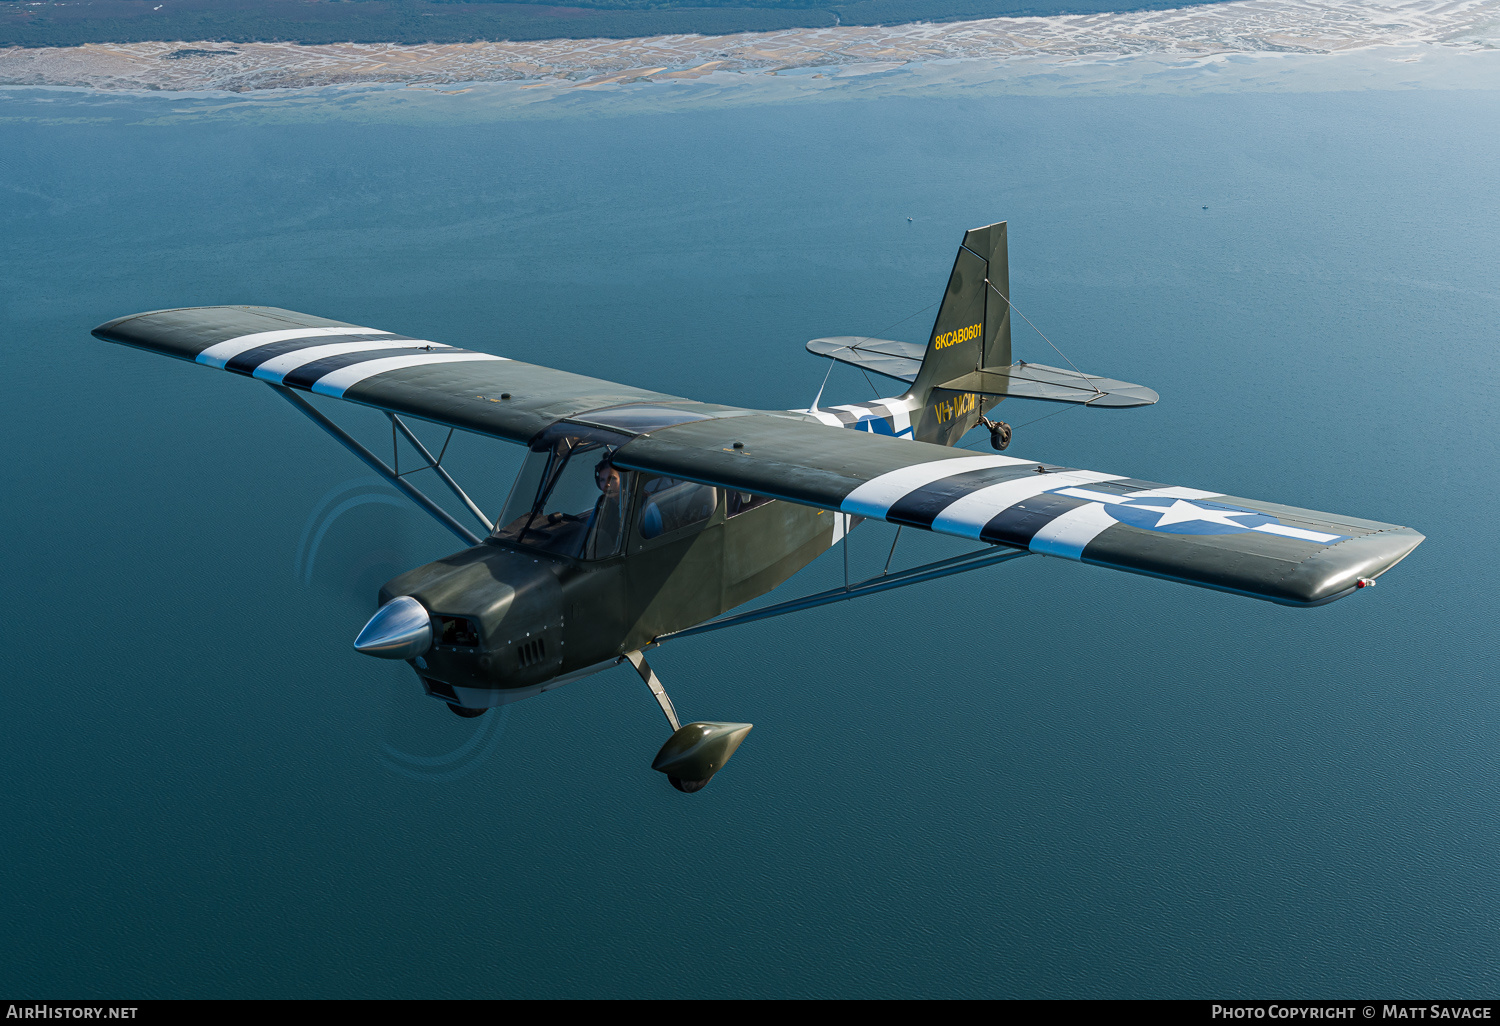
1128, 499, 1262, 529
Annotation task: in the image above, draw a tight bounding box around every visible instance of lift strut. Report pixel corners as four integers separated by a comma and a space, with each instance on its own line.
657, 546, 1031, 643
270, 385, 484, 548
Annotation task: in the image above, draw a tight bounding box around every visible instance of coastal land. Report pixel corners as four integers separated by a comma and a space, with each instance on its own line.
0, 0, 1223, 49
1, 0, 1495, 92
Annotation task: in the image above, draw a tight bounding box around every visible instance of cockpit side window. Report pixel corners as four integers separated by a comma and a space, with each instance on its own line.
492, 428, 634, 560
638, 476, 717, 540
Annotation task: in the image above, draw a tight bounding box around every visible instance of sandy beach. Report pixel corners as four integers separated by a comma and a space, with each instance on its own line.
1, 0, 1496, 92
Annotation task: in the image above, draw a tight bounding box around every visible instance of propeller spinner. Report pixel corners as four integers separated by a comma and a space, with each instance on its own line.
354, 595, 432, 660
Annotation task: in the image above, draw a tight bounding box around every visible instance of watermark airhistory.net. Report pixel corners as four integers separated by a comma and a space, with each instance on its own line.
5, 1008, 137, 1019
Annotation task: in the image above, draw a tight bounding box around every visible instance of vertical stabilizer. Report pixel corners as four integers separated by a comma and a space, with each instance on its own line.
908, 221, 1010, 445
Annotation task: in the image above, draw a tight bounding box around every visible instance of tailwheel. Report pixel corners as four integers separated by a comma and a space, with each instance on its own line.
668, 776, 710, 794
447, 703, 487, 718
982, 416, 1012, 451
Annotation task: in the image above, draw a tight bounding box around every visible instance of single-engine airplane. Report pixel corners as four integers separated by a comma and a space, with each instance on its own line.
94, 222, 1424, 793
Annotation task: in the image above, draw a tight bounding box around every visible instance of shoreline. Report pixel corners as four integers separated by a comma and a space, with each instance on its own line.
2, 0, 1496, 94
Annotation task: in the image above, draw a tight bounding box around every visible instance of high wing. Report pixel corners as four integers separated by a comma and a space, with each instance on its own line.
95, 305, 1423, 608
608, 416, 1421, 607
94, 304, 683, 444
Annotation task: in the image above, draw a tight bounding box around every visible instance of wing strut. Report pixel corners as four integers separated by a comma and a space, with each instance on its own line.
270, 385, 484, 548
656, 545, 1031, 643
388, 413, 494, 532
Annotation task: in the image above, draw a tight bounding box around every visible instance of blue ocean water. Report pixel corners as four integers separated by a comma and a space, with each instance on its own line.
1, 61, 1498, 997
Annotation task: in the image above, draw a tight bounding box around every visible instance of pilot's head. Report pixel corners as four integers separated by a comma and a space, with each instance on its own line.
595, 460, 620, 496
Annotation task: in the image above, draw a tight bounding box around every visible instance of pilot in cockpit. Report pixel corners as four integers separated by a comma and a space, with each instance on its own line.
587, 458, 627, 559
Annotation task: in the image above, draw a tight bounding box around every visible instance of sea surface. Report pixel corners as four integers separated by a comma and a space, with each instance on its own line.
2, 41, 1498, 998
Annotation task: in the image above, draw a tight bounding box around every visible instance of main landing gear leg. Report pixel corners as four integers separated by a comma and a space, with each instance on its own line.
624, 650, 753, 795
626, 649, 681, 732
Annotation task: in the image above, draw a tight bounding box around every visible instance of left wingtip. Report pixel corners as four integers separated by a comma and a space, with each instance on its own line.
1282, 526, 1425, 606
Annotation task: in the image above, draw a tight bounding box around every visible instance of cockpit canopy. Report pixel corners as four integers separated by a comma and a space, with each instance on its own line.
492, 421, 725, 561
493, 423, 635, 560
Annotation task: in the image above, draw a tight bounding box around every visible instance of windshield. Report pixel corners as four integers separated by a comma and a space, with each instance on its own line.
493, 435, 633, 560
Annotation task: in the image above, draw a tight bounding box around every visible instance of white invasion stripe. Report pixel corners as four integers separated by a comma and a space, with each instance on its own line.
830, 511, 849, 545
824, 399, 920, 438
1028, 503, 1119, 560
1254, 523, 1342, 544
889, 402, 913, 437
250, 340, 448, 382
841, 455, 1035, 519
929, 471, 1123, 540
310, 352, 508, 397
1125, 485, 1222, 500
196, 327, 391, 368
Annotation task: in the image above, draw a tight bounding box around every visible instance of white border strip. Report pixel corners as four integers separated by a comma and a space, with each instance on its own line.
1253, 523, 1342, 544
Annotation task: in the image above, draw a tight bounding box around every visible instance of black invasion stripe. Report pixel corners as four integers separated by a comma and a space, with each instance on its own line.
824, 408, 860, 425
279, 346, 466, 390
222, 334, 405, 376
978, 492, 1091, 547
884, 464, 1039, 528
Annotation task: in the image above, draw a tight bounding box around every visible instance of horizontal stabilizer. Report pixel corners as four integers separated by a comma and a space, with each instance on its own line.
939, 362, 1158, 408
806, 337, 925, 384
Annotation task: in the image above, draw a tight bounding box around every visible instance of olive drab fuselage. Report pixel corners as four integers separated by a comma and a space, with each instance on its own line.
379, 448, 848, 707
374, 355, 1008, 709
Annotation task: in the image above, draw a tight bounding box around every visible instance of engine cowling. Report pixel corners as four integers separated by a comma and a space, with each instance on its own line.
358, 544, 567, 699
